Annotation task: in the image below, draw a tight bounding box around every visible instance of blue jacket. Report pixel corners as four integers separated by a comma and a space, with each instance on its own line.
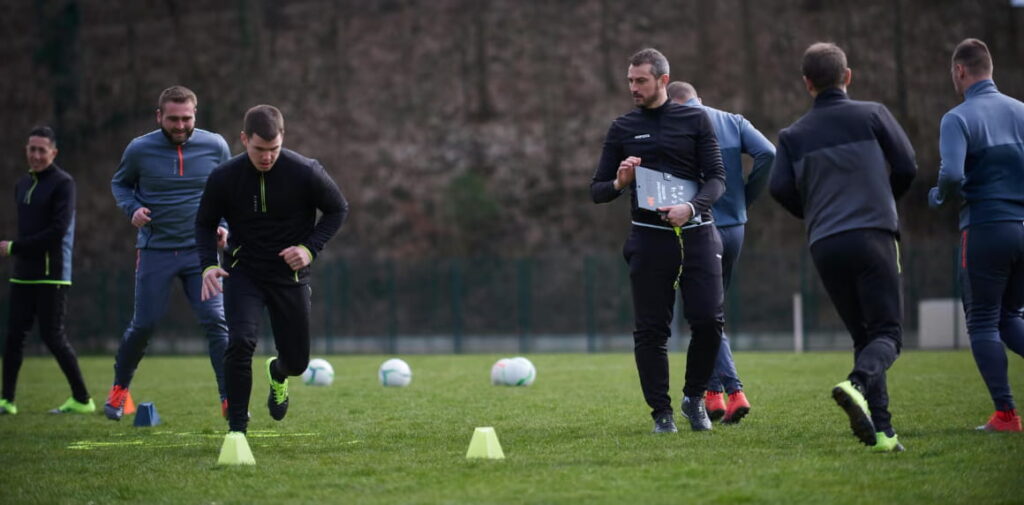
111, 128, 230, 249
770, 89, 917, 246
9, 164, 75, 284
683, 98, 776, 227
928, 80, 1024, 229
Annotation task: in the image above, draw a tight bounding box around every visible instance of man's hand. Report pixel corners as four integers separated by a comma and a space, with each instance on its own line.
131, 207, 152, 228
0, 240, 10, 258
657, 204, 694, 228
201, 267, 229, 301
614, 156, 641, 191
216, 227, 229, 249
279, 246, 312, 271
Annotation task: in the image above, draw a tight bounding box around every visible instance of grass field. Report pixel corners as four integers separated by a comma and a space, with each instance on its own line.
0, 350, 1021, 505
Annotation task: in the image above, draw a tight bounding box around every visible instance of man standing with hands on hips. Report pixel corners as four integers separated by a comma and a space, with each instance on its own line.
591, 48, 726, 434
197, 105, 347, 459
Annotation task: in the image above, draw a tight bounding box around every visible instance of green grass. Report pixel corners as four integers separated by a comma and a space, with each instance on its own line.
0, 351, 1022, 505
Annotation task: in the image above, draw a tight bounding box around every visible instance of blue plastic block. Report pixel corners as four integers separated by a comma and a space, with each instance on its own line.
133, 402, 161, 427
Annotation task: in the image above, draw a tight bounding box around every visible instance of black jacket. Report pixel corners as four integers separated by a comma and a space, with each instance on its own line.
196, 149, 348, 285
590, 100, 726, 227
9, 164, 75, 283
770, 88, 917, 245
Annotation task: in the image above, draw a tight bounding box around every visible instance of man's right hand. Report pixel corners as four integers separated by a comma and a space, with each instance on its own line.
614, 156, 641, 191
201, 267, 229, 301
131, 207, 152, 228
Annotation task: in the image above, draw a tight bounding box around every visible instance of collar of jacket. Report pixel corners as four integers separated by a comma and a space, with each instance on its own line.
813, 87, 848, 107
965, 79, 997, 99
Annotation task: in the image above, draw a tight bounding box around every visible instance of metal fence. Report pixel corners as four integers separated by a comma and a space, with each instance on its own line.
0, 243, 963, 356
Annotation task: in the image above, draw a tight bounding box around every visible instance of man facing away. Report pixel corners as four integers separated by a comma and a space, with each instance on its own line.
197, 105, 347, 458
928, 38, 1024, 432
668, 81, 776, 424
591, 48, 727, 434
0, 126, 94, 415
770, 42, 917, 452
107, 85, 231, 420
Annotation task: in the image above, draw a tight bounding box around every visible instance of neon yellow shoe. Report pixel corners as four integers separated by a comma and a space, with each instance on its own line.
266, 358, 289, 421
831, 380, 876, 446
871, 432, 905, 452
50, 397, 96, 414
0, 399, 17, 415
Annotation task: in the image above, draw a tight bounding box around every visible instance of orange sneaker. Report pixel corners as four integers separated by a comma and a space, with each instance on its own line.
976, 410, 1022, 432
722, 390, 751, 424
705, 391, 726, 422
104, 385, 134, 421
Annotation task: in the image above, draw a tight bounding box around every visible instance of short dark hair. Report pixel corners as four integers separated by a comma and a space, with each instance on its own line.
802, 42, 847, 91
243, 105, 285, 140
667, 81, 698, 102
629, 48, 670, 78
157, 85, 197, 111
28, 126, 57, 147
952, 38, 993, 76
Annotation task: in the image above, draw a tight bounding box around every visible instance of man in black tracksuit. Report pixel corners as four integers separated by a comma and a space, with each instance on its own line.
0, 127, 93, 415
591, 48, 726, 433
770, 43, 916, 452
197, 105, 347, 448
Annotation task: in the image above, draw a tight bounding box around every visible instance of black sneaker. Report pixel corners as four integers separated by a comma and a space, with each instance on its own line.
652, 414, 678, 433
266, 358, 289, 421
682, 396, 712, 431
831, 380, 876, 446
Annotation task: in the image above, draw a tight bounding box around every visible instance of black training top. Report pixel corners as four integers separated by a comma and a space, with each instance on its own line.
769, 88, 917, 246
590, 99, 726, 227
196, 149, 348, 285
10, 164, 75, 284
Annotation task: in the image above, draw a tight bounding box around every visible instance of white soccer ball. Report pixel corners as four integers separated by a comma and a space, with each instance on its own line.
379, 358, 412, 387
301, 358, 335, 386
491, 356, 536, 386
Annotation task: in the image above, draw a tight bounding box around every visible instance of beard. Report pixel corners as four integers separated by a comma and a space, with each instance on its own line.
162, 126, 194, 145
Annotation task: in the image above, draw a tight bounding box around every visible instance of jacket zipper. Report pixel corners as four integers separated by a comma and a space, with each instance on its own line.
259, 174, 267, 212
24, 172, 39, 204
177, 145, 184, 176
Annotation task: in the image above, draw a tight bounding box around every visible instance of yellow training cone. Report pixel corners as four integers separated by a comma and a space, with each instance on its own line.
466, 427, 505, 459
217, 432, 256, 465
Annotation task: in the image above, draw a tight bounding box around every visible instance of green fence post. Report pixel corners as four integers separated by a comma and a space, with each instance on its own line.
517, 258, 532, 353
584, 255, 597, 353
451, 259, 463, 354
387, 259, 398, 354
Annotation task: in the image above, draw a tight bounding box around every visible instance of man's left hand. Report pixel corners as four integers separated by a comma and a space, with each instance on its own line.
657, 204, 694, 228
0, 240, 9, 258
279, 246, 312, 271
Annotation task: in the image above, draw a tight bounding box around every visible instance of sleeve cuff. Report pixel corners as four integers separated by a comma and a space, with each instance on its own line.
684, 202, 697, 219
5, 242, 12, 256
202, 265, 220, 277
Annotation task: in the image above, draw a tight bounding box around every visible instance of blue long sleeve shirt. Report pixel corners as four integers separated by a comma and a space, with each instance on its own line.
111, 128, 230, 249
683, 98, 776, 227
928, 79, 1024, 229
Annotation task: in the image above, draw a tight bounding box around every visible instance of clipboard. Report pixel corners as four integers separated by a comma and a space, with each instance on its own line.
634, 166, 700, 211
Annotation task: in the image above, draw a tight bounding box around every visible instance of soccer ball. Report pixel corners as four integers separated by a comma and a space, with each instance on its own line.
301, 358, 334, 386
379, 358, 412, 387
491, 356, 536, 386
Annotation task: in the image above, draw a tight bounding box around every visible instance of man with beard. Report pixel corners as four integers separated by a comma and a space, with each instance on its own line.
106, 85, 231, 420
591, 48, 726, 433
